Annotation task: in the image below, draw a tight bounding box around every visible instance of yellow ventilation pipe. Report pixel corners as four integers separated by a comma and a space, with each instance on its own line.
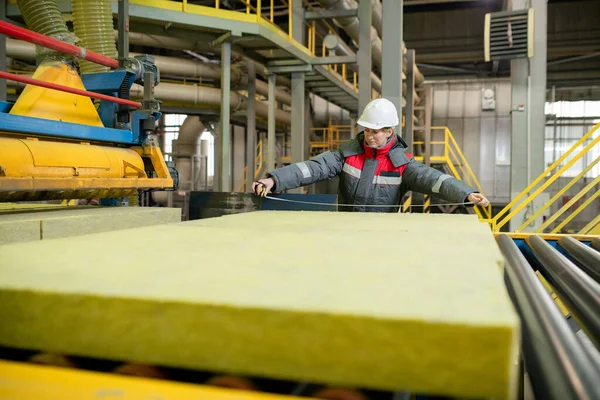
71, 0, 117, 74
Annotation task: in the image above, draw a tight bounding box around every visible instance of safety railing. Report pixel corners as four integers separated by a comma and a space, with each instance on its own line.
239, 139, 264, 192
414, 127, 492, 220
146, 1, 358, 92
309, 123, 355, 156
490, 122, 600, 235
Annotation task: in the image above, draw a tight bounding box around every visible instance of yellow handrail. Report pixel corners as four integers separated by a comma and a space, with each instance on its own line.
494, 122, 600, 229
238, 140, 264, 192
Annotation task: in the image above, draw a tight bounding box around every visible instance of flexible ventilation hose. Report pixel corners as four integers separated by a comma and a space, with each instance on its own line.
129, 190, 139, 207
71, 0, 117, 73
16, 0, 76, 61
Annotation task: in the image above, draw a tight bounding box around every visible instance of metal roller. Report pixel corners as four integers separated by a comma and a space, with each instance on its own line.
592, 238, 600, 252
497, 235, 600, 400
558, 236, 600, 284
528, 235, 600, 347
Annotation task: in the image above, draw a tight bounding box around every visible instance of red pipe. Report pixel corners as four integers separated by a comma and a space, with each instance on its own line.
0, 71, 143, 108
0, 20, 119, 69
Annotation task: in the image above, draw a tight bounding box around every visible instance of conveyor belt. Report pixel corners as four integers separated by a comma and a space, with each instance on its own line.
497, 235, 600, 400
527, 236, 600, 348
558, 236, 600, 284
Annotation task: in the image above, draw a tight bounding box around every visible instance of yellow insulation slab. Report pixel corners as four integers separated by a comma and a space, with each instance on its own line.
0, 207, 181, 245
0, 211, 518, 399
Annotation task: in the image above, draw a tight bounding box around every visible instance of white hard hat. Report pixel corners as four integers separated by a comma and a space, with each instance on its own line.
357, 98, 399, 130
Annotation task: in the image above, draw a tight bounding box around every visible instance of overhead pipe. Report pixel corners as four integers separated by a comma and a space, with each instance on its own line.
129, 82, 291, 126
4, 38, 293, 106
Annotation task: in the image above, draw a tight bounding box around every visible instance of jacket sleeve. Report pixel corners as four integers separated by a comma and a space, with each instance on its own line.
402, 158, 477, 203
267, 150, 344, 192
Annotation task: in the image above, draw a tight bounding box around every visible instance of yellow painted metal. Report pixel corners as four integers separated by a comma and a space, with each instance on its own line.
9, 61, 103, 127
494, 122, 600, 230
0, 360, 310, 400
402, 195, 411, 212
580, 214, 600, 235
551, 190, 600, 234
496, 134, 600, 231
535, 175, 600, 233
130, 0, 256, 23
288, 0, 293, 37
0, 137, 173, 200
516, 156, 600, 232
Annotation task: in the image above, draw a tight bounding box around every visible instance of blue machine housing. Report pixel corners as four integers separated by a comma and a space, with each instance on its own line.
0, 69, 160, 146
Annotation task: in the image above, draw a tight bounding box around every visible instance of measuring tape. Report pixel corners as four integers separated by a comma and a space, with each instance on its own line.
262, 195, 475, 208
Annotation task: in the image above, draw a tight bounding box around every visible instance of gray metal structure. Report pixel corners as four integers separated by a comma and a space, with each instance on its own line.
246, 60, 256, 187
510, 0, 546, 230
267, 74, 276, 173
219, 41, 232, 192
404, 50, 416, 153
381, 0, 403, 132
358, 0, 372, 114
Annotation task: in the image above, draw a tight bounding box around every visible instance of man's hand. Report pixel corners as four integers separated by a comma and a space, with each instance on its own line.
252, 177, 275, 197
468, 193, 489, 207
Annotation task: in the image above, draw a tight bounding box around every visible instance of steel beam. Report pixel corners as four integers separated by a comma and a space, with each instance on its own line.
381, 0, 403, 127
117, 0, 129, 63
424, 85, 433, 166
405, 50, 416, 153
292, 0, 305, 48
312, 56, 356, 65
498, 235, 600, 400
358, 0, 372, 114
246, 60, 256, 188
266, 64, 313, 74
267, 74, 276, 173
219, 42, 232, 192
305, 9, 357, 20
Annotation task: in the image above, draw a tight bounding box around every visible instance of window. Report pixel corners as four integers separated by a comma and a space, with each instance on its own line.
545, 101, 600, 178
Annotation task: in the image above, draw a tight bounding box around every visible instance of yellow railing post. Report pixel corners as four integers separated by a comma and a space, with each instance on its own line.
493, 122, 600, 227
551, 190, 600, 234
288, 0, 293, 37
182, 0, 187, 12
270, 0, 274, 21
216, 0, 220, 9
311, 21, 316, 55
580, 214, 600, 235
495, 134, 600, 231
257, 0, 261, 17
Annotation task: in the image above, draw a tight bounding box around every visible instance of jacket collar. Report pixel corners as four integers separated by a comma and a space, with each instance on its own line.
363, 135, 395, 158
340, 133, 411, 167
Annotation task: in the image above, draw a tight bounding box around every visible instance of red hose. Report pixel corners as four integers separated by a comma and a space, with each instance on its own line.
0, 71, 142, 108
0, 20, 119, 69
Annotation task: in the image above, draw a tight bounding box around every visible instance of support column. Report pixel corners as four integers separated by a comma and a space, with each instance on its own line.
246, 60, 256, 189
0, 1, 6, 101
405, 49, 415, 152
219, 42, 232, 192
381, 0, 403, 127
358, 0, 372, 113
510, 0, 547, 230
267, 74, 276, 173
117, 0, 129, 61
290, 0, 306, 194
291, 72, 305, 164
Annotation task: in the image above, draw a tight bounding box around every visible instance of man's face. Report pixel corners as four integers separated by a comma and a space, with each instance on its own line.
364, 127, 393, 148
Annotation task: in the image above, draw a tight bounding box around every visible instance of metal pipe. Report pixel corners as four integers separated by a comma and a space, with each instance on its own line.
497, 235, 600, 400
528, 235, 600, 348
0, 20, 118, 69
4, 38, 293, 106
558, 237, 600, 285
593, 239, 600, 252
0, 70, 141, 107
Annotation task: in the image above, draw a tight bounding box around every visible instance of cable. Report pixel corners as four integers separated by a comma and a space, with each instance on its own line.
263, 195, 475, 208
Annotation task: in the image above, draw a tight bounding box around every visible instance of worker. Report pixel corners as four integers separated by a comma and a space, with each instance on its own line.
252, 98, 489, 212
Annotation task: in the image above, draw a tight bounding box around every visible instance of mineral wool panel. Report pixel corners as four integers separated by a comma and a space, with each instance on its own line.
0, 207, 181, 243
0, 211, 518, 399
